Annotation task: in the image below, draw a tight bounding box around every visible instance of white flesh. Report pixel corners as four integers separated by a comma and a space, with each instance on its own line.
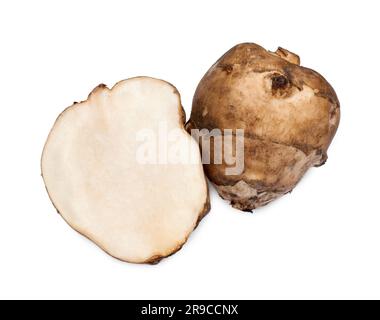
42, 77, 208, 263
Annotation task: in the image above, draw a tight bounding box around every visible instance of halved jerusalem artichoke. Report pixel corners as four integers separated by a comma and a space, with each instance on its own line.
42, 77, 209, 263
188, 43, 340, 211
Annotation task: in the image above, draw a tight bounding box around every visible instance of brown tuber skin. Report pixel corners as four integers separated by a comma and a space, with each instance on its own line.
187, 43, 340, 211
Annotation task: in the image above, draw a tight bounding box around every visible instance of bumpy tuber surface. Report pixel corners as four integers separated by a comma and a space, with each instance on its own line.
42, 77, 210, 263
188, 43, 340, 211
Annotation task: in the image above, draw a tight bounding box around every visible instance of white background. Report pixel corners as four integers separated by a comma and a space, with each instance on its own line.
1, 0, 379, 300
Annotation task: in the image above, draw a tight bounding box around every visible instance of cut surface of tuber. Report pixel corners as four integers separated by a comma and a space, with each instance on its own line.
42, 77, 209, 263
